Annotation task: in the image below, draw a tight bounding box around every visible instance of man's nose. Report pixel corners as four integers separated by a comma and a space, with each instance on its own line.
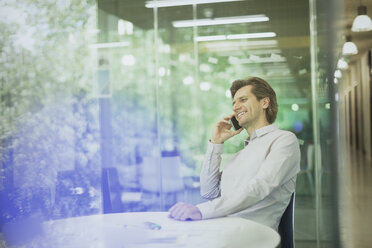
233, 102, 240, 112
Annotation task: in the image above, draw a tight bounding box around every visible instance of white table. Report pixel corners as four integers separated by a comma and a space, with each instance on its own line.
35, 212, 280, 248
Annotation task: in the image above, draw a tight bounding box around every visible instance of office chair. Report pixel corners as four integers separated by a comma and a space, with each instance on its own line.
102, 167, 123, 213
140, 156, 184, 209
298, 144, 315, 196
278, 193, 295, 248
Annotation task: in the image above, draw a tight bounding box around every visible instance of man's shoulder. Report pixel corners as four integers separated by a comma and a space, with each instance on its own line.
277, 129, 296, 136
272, 129, 299, 143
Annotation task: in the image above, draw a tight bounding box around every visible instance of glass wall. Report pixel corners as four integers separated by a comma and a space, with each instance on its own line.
0, 0, 339, 247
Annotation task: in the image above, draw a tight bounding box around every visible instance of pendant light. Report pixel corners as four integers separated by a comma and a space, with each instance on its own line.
342, 36, 358, 55
334, 70, 342, 79
352, 4, 372, 32
337, 57, 349, 70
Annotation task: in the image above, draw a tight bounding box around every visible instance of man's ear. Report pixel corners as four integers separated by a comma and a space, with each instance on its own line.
262, 97, 270, 109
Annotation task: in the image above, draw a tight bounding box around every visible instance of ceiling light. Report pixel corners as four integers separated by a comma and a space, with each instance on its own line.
172, 15, 269, 28
208, 57, 218, 64
203, 7, 214, 18
145, 0, 243, 8
337, 58, 348, 70
225, 90, 232, 98
228, 56, 240, 64
195, 32, 276, 42
248, 49, 282, 55
200, 40, 278, 50
241, 57, 286, 64
228, 54, 286, 64
121, 54, 135, 66
249, 54, 260, 61
351, 5, 372, 32
195, 35, 226, 42
342, 36, 358, 55
118, 19, 133, 35
227, 32, 276, 39
334, 69, 342, 78
158, 67, 166, 77
200, 82, 211, 91
291, 104, 299, 112
298, 68, 307, 75
200, 63, 212, 72
89, 41, 130, 49
183, 76, 194, 85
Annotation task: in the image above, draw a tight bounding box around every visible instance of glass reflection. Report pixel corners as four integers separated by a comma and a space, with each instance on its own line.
0, 0, 338, 247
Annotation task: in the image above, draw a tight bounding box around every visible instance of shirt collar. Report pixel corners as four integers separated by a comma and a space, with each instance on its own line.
244, 124, 278, 146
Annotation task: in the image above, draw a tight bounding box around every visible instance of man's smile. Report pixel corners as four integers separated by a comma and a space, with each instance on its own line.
237, 111, 247, 119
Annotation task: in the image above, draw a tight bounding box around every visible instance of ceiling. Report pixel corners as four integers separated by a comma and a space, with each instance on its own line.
97, 0, 372, 99
98, 0, 310, 35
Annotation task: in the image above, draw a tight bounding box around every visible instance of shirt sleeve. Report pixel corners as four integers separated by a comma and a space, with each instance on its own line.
197, 132, 300, 219
199, 141, 224, 199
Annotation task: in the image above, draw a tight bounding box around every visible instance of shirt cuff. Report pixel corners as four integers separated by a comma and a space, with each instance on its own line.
196, 201, 217, 220
206, 140, 224, 155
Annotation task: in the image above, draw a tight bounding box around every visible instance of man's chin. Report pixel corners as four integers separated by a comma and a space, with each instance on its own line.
238, 119, 248, 126
239, 122, 248, 130
239, 119, 252, 129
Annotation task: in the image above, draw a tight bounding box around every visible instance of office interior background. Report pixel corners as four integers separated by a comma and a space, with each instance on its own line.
0, 0, 371, 247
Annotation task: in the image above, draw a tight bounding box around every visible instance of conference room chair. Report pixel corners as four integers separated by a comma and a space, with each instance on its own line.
140, 156, 184, 209
101, 167, 123, 213
278, 193, 295, 248
299, 144, 315, 196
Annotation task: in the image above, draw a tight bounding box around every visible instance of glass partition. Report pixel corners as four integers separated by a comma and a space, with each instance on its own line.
0, 0, 100, 218
0, 0, 339, 247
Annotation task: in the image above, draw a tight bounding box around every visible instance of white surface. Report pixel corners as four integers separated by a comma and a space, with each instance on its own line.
37, 212, 280, 248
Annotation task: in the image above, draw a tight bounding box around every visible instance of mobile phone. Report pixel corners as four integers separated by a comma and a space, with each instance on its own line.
230, 116, 242, 130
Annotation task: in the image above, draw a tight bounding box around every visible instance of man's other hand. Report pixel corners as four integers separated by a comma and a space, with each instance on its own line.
211, 114, 243, 144
168, 202, 202, 221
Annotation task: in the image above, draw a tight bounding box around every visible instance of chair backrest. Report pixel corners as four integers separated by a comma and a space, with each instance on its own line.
278, 193, 295, 248
102, 167, 122, 213
306, 144, 314, 171
140, 156, 184, 193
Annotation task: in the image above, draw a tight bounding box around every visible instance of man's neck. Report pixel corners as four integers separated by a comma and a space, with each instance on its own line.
244, 119, 270, 137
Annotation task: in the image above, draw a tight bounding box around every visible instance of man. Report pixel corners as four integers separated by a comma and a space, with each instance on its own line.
168, 77, 300, 230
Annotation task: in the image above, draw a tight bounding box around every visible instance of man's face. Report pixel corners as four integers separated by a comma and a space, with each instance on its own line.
232, 85, 267, 128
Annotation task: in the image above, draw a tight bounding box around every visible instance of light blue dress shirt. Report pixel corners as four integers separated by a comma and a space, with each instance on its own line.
196, 124, 301, 230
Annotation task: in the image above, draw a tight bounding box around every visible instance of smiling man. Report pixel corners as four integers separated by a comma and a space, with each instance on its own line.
168, 77, 300, 231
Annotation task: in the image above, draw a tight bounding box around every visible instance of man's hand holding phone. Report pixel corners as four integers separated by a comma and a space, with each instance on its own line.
210, 114, 243, 144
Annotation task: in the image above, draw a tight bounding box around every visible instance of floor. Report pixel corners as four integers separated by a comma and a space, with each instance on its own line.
338, 147, 372, 248
293, 144, 372, 248
294, 192, 334, 247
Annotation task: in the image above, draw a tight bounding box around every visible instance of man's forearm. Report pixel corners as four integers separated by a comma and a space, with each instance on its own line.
199, 141, 223, 199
